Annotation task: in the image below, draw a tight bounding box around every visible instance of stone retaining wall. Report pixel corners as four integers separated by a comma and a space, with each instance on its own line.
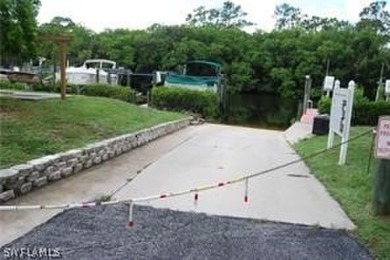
0, 118, 191, 203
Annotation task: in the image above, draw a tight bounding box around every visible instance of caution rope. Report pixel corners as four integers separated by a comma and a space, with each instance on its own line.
0, 129, 373, 226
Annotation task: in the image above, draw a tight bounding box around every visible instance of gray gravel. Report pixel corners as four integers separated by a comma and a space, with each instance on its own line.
1, 205, 371, 260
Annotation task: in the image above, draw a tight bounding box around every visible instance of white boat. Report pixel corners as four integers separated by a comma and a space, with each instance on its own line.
66, 59, 118, 85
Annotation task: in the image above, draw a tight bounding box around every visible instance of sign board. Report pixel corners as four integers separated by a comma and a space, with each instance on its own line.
375, 116, 390, 159
329, 86, 353, 137
324, 76, 335, 91
385, 80, 390, 95
327, 80, 355, 165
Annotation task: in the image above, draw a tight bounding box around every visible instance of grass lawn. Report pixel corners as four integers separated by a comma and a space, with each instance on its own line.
0, 95, 186, 168
295, 127, 390, 259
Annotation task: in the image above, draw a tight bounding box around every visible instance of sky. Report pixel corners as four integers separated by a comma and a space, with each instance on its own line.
37, 0, 385, 33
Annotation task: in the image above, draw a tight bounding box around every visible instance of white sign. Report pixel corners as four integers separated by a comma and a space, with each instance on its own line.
327, 80, 355, 165
375, 116, 390, 159
385, 80, 390, 95
329, 88, 352, 137
324, 76, 335, 91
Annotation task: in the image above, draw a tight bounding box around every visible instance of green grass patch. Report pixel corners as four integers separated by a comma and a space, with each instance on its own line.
0, 95, 185, 168
295, 127, 390, 259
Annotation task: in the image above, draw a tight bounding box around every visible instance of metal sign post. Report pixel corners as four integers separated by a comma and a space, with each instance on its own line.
327, 80, 355, 165
385, 80, 390, 101
302, 75, 311, 115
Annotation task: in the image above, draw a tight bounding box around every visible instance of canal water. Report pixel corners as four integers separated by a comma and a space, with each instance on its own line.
222, 93, 299, 130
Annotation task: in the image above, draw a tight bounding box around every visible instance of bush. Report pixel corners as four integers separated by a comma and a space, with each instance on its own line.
0, 80, 27, 91
353, 100, 390, 125
151, 87, 218, 118
318, 95, 331, 114
82, 84, 134, 103
318, 93, 390, 126
31, 83, 80, 94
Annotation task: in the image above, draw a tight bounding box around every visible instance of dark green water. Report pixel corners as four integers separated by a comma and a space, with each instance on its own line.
222, 93, 298, 130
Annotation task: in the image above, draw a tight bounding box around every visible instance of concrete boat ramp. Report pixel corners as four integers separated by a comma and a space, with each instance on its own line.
114, 123, 353, 229
0, 123, 356, 250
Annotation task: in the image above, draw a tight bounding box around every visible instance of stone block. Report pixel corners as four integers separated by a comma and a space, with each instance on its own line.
20, 182, 32, 194
11, 164, 33, 176
0, 169, 19, 179
0, 184, 3, 193
102, 154, 109, 161
108, 151, 115, 159
5, 177, 24, 190
48, 171, 61, 181
78, 155, 89, 163
44, 166, 56, 175
33, 177, 47, 187
0, 190, 15, 202
57, 162, 66, 169
84, 160, 93, 169
73, 163, 83, 173
27, 171, 40, 182
67, 158, 79, 167
61, 167, 73, 177
27, 158, 47, 171
93, 156, 102, 165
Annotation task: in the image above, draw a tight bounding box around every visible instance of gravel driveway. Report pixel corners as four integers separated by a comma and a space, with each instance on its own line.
0, 205, 371, 260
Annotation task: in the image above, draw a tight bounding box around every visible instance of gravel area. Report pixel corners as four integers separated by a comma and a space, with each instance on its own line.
0, 205, 372, 260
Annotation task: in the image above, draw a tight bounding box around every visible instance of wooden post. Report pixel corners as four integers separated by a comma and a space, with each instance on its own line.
96, 69, 100, 83
373, 116, 390, 215
59, 41, 66, 100
107, 72, 111, 84
373, 159, 390, 215
126, 70, 131, 87
38, 35, 71, 100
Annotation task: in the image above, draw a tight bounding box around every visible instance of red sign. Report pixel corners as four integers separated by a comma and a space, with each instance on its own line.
375, 116, 390, 159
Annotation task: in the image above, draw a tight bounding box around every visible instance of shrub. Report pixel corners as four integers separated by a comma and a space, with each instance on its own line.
318, 95, 331, 114
0, 80, 27, 91
151, 86, 218, 118
31, 83, 80, 94
318, 93, 390, 126
353, 100, 390, 125
82, 84, 134, 103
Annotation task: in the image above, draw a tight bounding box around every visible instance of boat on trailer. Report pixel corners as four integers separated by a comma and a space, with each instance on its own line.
66, 59, 118, 85
164, 60, 222, 92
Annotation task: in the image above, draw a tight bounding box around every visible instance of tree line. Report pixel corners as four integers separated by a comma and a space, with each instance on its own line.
1, 0, 389, 100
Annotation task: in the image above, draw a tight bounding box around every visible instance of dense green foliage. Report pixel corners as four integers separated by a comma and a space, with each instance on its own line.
353, 100, 390, 125
0, 80, 26, 90
151, 87, 218, 118
2, 1, 390, 102
0, 0, 40, 64
0, 96, 185, 168
186, 1, 254, 28
318, 88, 390, 125
295, 127, 390, 259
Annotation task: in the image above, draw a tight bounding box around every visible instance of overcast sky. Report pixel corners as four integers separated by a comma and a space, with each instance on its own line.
37, 0, 382, 32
